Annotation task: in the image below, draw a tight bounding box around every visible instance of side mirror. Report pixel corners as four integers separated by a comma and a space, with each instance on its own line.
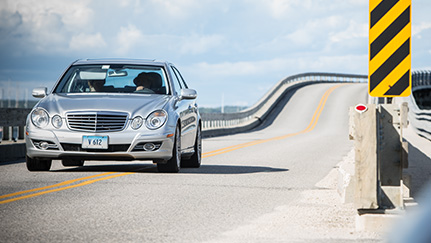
180, 89, 197, 100
32, 87, 48, 98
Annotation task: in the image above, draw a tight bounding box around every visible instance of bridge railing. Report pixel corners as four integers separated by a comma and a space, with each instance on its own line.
402, 71, 431, 140
202, 72, 367, 136
412, 70, 431, 89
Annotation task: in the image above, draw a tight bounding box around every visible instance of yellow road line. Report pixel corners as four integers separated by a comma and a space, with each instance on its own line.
0, 172, 118, 200
203, 84, 344, 158
0, 84, 345, 204
202, 140, 259, 157
0, 173, 133, 204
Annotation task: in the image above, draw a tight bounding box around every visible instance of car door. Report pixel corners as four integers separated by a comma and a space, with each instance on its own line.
170, 66, 197, 150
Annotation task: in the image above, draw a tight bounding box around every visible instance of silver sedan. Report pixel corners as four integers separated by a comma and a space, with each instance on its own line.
25, 59, 201, 173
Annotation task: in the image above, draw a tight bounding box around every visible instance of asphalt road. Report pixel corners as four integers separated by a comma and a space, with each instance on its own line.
1, 83, 374, 242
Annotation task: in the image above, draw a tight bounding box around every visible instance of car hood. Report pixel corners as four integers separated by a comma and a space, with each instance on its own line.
36, 93, 171, 117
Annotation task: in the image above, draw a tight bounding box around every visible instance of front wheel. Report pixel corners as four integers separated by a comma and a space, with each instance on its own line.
157, 126, 181, 173
26, 156, 52, 171
181, 125, 201, 168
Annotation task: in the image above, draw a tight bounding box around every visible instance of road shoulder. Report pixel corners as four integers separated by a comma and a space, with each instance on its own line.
206, 149, 383, 242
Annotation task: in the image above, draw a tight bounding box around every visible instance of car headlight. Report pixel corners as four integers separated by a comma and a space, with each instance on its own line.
52, 115, 63, 129
31, 108, 49, 128
131, 116, 144, 130
146, 110, 167, 130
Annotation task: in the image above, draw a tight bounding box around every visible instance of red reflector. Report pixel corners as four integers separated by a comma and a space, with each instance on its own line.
355, 104, 368, 113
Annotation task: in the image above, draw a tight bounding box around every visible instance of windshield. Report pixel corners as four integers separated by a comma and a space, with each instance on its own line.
54, 64, 170, 95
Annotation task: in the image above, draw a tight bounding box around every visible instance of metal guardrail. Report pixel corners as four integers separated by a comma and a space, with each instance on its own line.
412, 70, 431, 90
406, 71, 431, 140
202, 72, 367, 136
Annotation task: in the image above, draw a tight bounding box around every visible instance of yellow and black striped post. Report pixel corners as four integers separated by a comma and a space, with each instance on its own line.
369, 0, 411, 97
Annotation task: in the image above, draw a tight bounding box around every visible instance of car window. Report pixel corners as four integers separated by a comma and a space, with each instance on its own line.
172, 66, 189, 89
170, 66, 183, 95
54, 65, 170, 95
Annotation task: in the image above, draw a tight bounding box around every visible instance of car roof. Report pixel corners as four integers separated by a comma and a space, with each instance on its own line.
72, 58, 171, 66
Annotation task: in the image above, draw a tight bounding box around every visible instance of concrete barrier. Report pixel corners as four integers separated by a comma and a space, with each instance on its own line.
0, 108, 30, 162
0, 141, 26, 162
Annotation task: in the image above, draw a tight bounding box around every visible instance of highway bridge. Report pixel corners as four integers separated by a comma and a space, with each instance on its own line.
0, 72, 430, 242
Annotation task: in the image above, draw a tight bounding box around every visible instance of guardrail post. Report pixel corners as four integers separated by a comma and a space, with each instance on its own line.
377, 103, 408, 209
19, 126, 25, 140
350, 103, 408, 211
351, 104, 379, 209
12, 126, 18, 141
3, 126, 10, 141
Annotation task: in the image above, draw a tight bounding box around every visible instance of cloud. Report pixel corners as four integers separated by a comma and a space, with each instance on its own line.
190, 58, 293, 78
150, 0, 194, 18
117, 0, 139, 8
69, 32, 107, 51
186, 54, 367, 85
329, 20, 368, 43
115, 25, 145, 55
284, 15, 343, 50
265, 0, 366, 20
306, 55, 368, 73
179, 34, 225, 55
412, 22, 431, 39
112, 28, 225, 57
267, 0, 295, 19
0, 9, 22, 31
0, 0, 94, 55
148, 0, 212, 19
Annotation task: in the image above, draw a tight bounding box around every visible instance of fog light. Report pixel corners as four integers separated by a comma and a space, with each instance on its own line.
40, 141, 49, 150
144, 143, 156, 151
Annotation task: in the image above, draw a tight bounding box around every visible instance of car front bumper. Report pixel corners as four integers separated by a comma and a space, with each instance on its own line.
25, 128, 175, 161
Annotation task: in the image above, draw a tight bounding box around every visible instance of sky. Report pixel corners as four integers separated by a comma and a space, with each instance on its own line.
0, 0, 430, 108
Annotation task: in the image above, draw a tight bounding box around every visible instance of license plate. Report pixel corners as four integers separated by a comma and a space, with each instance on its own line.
82, 136, 108, 149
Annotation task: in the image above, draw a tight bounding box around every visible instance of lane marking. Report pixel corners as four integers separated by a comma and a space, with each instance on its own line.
0, 173, 133, 204
0, 172, 117, 200
0, 84, 345, 204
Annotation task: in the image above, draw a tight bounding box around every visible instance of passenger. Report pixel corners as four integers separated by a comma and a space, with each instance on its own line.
133, 73, 155, 93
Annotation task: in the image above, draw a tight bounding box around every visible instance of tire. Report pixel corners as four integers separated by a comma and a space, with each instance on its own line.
62, 159, 84, 167
26, 156, 52, 171
157, 126, 181, 173
181, 125, 201, 168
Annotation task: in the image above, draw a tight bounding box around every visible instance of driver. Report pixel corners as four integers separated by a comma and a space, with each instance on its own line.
88, 80, 105, 92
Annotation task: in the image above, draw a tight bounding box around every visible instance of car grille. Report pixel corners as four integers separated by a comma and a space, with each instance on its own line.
61, 143, 130, 152
66, 112, 128, 132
